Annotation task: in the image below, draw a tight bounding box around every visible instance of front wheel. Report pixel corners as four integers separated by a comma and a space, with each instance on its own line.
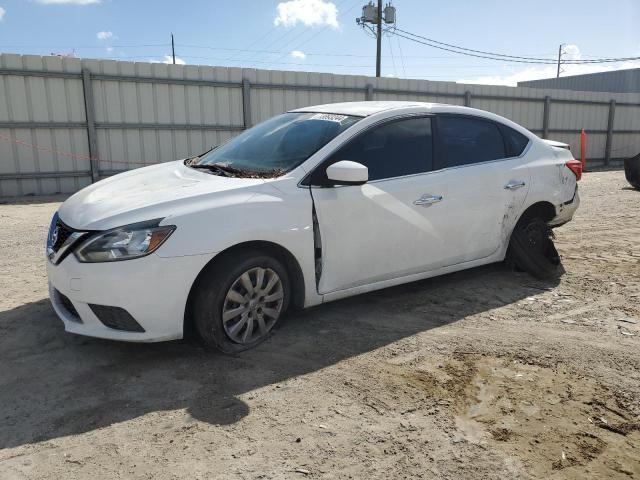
192, 251, 290, 353
506, 217, 562, 279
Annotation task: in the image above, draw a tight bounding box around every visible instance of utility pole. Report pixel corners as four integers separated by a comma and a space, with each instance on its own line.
376, 0, 382, 77
556, 44, 564, 78
356, 2, 396, 78
171, 33, 176, 65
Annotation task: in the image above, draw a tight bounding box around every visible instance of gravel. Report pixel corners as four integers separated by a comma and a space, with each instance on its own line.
1, 171, 638, 479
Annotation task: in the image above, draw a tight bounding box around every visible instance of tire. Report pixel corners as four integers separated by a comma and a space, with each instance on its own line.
624, 155, 640, 190
192, 250, 291, 353
506, 217, 562, 279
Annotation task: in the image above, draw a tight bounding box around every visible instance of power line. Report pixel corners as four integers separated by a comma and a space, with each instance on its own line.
175, 54, 527, 69
391, 31, 560, 64
391, 29, 640, 65
176, 55, 379, 69
227, 24, 304, 66
227, 0, 358, 67
0, 41, 575, 64
10, 40, 624, 64
267, 26, 326, 65
395, 28, 559, 62
265, 0, 362, 68
387, 29, 397, 77
395, 33, 407, 78
221, 24, 283, 65
87, 51, 534, 69
175, 44, 459, 59
562, 56, 640, 64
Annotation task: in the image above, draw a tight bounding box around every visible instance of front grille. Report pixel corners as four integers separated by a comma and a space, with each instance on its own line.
89, 304, 146, 332
52, 219, 74, 253
48, 215, 89, 265
55, 289, 82, 323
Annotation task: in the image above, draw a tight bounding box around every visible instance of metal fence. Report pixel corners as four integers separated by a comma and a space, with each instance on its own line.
1, 53, 639, 196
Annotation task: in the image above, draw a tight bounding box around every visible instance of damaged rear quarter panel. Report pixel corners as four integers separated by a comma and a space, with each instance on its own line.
519, 141, 577, 216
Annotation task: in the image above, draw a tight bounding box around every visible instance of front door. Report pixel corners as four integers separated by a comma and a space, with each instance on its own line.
309, 116, 453, 294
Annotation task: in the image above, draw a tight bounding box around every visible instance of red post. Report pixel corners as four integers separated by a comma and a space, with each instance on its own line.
580, 129, 587, 171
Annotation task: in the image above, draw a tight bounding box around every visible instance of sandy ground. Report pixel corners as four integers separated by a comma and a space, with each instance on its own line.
0, 171, 638, 480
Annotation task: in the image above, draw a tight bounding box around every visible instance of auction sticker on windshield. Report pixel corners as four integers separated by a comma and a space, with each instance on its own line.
308, 113, 350, 123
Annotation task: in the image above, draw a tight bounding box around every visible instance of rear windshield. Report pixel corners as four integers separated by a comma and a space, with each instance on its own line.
195, 112, 361, 176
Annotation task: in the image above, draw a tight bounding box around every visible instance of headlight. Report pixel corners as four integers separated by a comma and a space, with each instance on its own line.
75, 219, 175, 263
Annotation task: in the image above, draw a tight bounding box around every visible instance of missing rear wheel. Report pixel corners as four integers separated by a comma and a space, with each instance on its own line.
507, 217, 562, 279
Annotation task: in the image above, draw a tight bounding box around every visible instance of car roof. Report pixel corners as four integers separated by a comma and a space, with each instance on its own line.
291, 101, 434, 116
289, 101, 536, 138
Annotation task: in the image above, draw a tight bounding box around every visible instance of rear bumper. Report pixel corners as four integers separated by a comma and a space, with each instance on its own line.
549, 188, 580, 227
47, 251, 215, 342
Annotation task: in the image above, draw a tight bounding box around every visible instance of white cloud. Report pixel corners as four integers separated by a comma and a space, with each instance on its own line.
36, 0, 100, 4
457, 45, 640, 86
105, 46, 114, 53
96, 31, 113, 40
0, 7, 5, 21
290, 50, 306, 59
274, 0, 338, 28
163, 55, 186, 65
562, 44, 581, 61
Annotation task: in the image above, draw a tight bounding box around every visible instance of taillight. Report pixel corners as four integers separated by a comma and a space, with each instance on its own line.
565, 159, 582, 181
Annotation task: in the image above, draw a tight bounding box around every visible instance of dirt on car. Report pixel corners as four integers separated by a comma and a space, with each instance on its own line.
0, 170, 638, 479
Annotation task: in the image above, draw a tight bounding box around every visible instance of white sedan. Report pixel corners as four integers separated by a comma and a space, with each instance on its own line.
46, 101, 581, 352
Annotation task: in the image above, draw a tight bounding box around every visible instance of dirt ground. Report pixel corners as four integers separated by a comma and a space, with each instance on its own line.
0, 170, 638, 480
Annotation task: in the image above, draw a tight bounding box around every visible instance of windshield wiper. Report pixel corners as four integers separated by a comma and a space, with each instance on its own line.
235, 168, 286, 179
189, 163, 236, 177
189, 161, 283, 179
210, 163, 247, 176
185, 146, 217, 165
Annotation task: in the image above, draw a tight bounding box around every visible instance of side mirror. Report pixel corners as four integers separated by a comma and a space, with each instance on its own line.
326, 160, 368, 186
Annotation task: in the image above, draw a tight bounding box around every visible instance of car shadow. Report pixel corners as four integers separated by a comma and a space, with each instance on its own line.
0, 264, 559, 450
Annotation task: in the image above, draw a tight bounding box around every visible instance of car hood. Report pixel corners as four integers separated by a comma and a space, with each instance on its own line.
59, 160, 267, 230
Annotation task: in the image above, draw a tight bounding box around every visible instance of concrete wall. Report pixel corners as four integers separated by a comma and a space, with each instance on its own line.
1, 54, 639, 196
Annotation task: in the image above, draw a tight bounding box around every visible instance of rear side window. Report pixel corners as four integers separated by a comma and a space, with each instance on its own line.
437, 116, 507, 168
319, 117, 433, 182
498, 124, 530, 157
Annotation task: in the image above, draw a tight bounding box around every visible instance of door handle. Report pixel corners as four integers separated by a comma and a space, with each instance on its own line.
504, 181, 526, 190
413, 194, 443, 206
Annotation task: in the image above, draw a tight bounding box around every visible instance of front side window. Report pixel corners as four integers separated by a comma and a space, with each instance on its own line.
316, 117, 433, 183
437, 116, 507, 168
194, 112, 361, 176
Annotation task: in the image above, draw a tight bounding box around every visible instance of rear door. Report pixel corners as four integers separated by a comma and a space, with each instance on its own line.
309, 116, 452, 294
434, 115, 531, 264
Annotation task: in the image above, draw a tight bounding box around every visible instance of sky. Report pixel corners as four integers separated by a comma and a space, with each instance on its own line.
0, 0, 639, 86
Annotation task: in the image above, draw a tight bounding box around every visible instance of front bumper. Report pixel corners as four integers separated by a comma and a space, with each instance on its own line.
47, 251, 215, 342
